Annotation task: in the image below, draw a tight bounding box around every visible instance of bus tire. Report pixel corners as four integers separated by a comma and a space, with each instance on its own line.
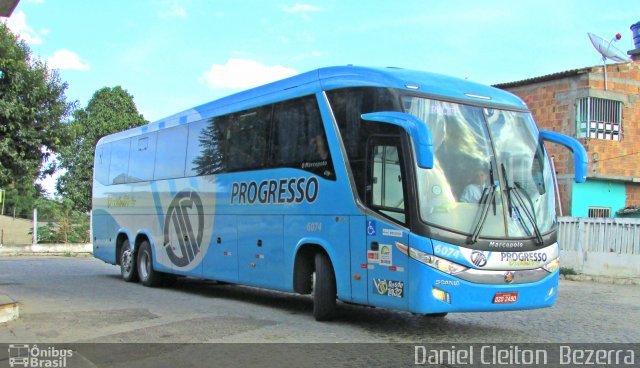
137, 240, 163, 287
313, 252, 337, 321
120, 239, 139, 282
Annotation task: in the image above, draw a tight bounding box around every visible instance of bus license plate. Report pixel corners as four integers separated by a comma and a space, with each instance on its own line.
493, 292, 518, 304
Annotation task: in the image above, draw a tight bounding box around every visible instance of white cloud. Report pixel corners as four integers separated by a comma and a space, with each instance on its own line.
158, 0, 187, 18
199, 58, 298, 90
40, 28, 50, 35
160, 7, 186, 17
282, 4, 322, 13
1, 10, 43, 44
47, 49, 90, 71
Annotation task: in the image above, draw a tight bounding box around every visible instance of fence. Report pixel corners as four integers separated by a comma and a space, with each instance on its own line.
0, 212, 90, 246
558, 216, 640, 277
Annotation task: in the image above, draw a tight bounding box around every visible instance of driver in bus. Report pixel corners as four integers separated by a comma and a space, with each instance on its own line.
460, 167, 488, 203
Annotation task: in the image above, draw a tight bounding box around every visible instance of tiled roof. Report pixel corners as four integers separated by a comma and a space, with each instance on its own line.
493, 67, 593, 89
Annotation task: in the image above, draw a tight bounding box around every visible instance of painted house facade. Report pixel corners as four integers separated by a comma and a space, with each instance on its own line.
496, 39, 640, 218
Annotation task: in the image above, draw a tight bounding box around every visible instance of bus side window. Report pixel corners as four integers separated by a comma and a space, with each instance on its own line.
186, 118, 227, 176
95, 143, 111, 185
271, 95, 335, 180
154, 125, 188, 180
368, 139, 407, 224
128, 133, 157, 182
109, 138, 131, 185
226, 107, 271, 172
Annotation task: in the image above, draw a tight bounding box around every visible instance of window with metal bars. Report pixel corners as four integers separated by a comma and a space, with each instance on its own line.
576, 97, 622, 141
587, 207, 611, 218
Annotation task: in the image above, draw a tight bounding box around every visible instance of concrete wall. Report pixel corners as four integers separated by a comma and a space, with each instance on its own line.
561, 250, 640, 278
558, 216, 640, 278
0, 215, 32, 245
0, 243, 92, 255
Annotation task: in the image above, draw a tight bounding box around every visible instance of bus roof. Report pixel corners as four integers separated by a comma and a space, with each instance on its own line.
98, 65, 528, 145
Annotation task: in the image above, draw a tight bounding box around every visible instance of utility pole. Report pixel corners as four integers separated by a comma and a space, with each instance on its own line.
32, 208, 38, 244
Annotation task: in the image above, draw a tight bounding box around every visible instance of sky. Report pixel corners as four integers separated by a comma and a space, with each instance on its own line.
2, 0, 640, 195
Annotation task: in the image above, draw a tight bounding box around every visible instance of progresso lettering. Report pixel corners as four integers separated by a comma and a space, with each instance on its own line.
230, 177, 319, 205
500, 252, 548, 263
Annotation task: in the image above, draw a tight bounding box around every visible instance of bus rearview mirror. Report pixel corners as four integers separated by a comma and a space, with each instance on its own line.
539, 130, 588, 183
361, 112, 434, 169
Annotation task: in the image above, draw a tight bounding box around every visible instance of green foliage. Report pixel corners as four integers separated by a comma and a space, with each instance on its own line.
560, 267, 578, 276
56, 86, 147, 212
0, 23, 73, 190
193, 118, 226, 175
35, 198, 89, 243
1, 180, 44, 218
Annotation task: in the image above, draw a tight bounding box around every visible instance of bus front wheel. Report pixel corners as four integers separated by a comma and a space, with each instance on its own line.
313, 252, 337, 321
120, 239, 139, 282
137, 240, 163, 287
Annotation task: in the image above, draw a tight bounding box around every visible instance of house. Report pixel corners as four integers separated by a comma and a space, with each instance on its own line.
495, 23, 640, 218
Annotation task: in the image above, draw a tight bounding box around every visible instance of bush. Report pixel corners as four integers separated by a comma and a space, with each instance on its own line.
560, 267, 578, 276
34, 198, 89, 243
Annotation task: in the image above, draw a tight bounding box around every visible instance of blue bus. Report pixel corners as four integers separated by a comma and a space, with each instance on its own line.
92, 66, 587, 320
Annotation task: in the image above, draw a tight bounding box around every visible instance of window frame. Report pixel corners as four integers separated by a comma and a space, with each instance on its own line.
576, 97, 623, 141
365, 135, 409, 225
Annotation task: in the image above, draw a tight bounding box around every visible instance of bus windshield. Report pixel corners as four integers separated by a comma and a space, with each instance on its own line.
402, 96, 556, 239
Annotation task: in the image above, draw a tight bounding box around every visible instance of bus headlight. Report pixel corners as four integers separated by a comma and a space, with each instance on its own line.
409, 248, 467, 275
543, 258, 560, 273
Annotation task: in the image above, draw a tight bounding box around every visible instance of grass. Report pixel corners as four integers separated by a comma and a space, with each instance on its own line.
560, 267, 578, 276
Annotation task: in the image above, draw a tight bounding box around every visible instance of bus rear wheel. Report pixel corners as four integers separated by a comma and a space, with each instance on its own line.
313, 252, 337, 321
137, 240, 163, 287
120, 239, 139, 282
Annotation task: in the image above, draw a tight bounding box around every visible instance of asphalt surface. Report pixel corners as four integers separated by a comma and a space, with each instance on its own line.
0, 256, 638, 345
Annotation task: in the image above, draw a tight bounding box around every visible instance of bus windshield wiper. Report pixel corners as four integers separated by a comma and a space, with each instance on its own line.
501, 164, 543, 246
467, 163, 497, 245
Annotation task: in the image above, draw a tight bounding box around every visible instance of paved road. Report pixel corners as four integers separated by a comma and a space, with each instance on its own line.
1, 256, 639, 344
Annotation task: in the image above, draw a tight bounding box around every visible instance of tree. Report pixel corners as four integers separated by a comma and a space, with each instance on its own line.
0, 23, 72, 193
193, 118, 227, 175
56, 86, 147, 212
2, 180, 44, 218
35, 197, 89, 243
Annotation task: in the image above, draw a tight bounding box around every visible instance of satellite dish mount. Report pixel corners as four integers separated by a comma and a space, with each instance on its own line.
588, 32, 631, 90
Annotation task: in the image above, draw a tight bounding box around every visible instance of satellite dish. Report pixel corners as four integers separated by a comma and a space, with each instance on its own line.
588, 32, 631, 62
587, 32, 631, 90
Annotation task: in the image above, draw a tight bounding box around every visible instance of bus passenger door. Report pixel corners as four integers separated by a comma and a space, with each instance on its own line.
365, 137, 409, 310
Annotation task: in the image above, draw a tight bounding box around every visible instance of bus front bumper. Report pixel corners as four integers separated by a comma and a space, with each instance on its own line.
408, 259, 559, 314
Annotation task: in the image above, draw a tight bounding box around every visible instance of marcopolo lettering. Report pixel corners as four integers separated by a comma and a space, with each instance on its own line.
489, 241, 524, 249
230, 177, 319, 205
500, 252, 547, 263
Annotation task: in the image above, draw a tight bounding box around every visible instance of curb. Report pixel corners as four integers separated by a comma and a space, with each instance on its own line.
0, 243, 92, 256
0, 293, 19, 324
560, 274, 640, 286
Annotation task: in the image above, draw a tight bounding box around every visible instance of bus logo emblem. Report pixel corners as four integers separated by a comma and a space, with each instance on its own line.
163, 190, 204, 267
504, 271, 514, 284
470, 251, 488, 267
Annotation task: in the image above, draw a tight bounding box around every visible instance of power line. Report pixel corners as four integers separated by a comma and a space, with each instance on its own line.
593, 151, 640, 163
